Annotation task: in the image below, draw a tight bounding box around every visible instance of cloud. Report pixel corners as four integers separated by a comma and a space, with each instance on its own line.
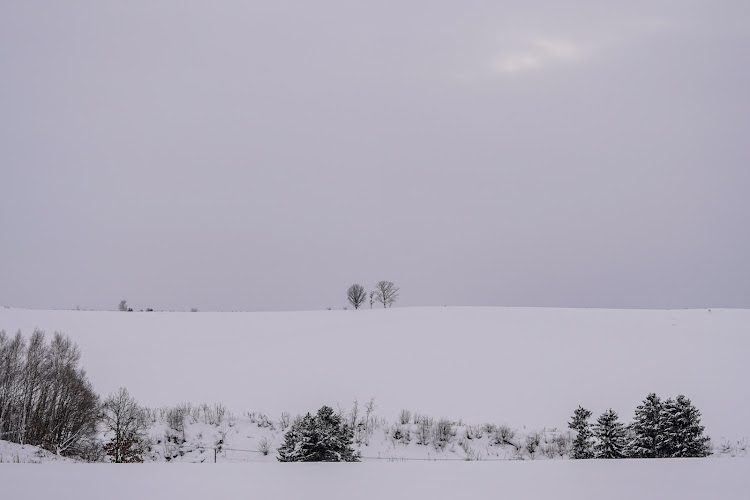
495, 37, 582, 75
496, 52, 542, 74
534, 38, 581, 59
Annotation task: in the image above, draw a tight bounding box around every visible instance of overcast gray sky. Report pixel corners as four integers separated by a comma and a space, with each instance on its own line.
1, 1, 749, 312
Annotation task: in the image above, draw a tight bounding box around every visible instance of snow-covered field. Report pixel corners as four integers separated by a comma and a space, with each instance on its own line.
1, 306, 748, 498
3, 460, 749, 500
1, 306, 747, 439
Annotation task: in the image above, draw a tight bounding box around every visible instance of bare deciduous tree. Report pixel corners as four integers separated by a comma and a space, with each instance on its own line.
369, 291, 374, 309
101, 387, 147, 463
374, 281, 399, 308
346, 284, 367, 310
0, 330, 99, 457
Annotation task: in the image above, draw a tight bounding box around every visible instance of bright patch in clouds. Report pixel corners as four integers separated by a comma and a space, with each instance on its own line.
496, 38, 582, 75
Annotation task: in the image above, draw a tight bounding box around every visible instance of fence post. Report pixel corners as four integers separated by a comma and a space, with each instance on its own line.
214, 447, 217, 463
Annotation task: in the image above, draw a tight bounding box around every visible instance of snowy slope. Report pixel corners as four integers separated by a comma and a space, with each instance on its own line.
128, 410, 748, 464
0, 440, 76, 463
1, 306, 748, 440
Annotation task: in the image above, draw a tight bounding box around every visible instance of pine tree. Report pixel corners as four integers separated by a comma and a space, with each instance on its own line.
628, 393, 664, 458
660, 395, 711, 458
568, 406, 594, 459
593, 409, 627, 459
314, 406, 360, 461
277, 406, 360, 462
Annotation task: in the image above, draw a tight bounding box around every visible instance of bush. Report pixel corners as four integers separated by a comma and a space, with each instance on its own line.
416, 416, 433, 445
392, 424, 411, 445
166, 405, 188, 439
525, 432, 541, 458
398, 409, 412, 425
279, 412, 291, 430
257, 437, 272, 456
432, 418, 454, 450
466, 425, 484, 439
493, 425, 516, 446
554, 432, 571, 456
541, 443, 557, 459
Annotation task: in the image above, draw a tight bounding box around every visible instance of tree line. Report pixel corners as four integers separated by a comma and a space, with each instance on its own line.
0, 330, 99, 457
0, 330, 150, 462
568, 393, 711, 459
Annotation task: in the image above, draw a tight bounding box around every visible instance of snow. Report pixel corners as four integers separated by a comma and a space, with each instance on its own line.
1, 306, 747, 440
0, 440, 75, 463
1, 306, 748, 498
2, 460, 749, 500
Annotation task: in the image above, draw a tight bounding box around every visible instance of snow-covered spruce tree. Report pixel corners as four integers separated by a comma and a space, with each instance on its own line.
660, 395, 711, 458
593, 409, 627, 459
277, 406, 360, 462
568, 406, 594, 459
628, 393, 664, 458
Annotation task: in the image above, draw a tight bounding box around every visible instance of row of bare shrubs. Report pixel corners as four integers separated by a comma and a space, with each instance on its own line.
139, 400, 577, 461
388, 410, 574, 459
143, 402, 230, 428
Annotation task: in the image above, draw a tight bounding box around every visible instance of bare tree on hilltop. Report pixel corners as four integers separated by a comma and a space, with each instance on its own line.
374, 281, 399, 308
347, 284, 367, 310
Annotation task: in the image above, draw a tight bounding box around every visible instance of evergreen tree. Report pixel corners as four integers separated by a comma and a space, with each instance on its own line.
277, 413, 315, 462
628, 393, 664, 458
277, 406, 360, 462
660, 395, 711, 458
593, 409, 627, 459
568, 406, 594, 459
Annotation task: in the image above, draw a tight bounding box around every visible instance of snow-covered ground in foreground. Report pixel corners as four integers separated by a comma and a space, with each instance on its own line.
3, 460, 749, 500
1, 306, 748, 442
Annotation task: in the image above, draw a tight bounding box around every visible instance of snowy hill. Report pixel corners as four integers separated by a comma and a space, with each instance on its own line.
1, 306, 748, 443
